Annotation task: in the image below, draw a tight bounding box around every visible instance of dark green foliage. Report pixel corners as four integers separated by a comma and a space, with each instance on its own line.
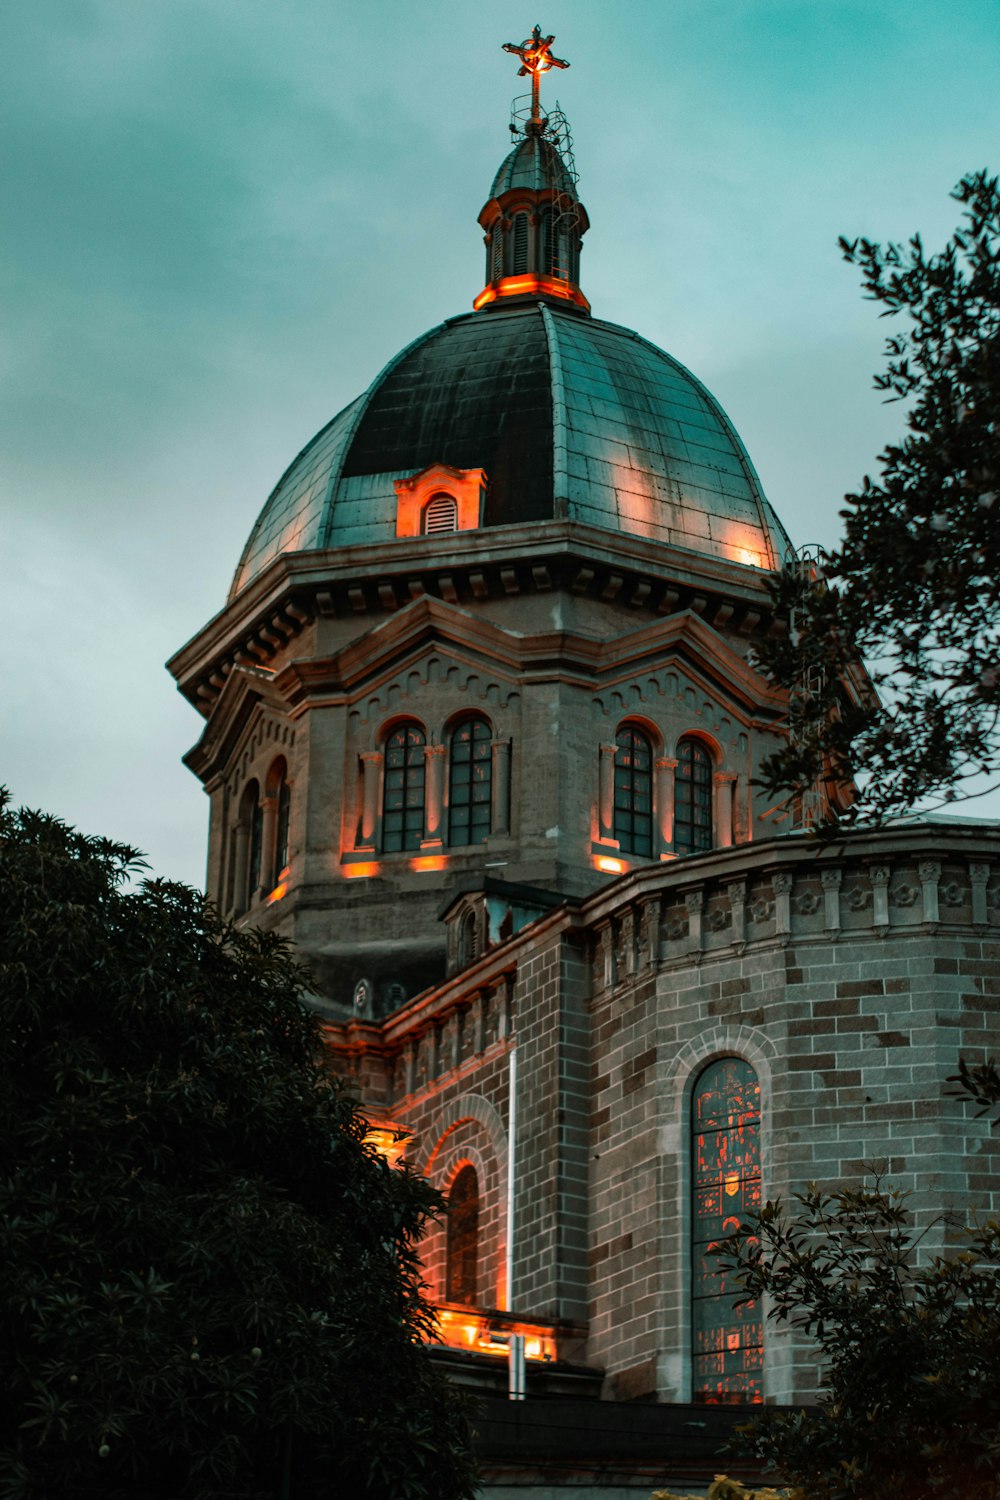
0, 794, 475, 1499
715, 1181, 1000, 1500
757, 171, 1000, 824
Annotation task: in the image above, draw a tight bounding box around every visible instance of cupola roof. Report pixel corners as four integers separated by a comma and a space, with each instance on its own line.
489, 131, 576, 197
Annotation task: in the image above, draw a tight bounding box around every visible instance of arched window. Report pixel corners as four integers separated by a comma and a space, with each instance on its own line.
613, 725, 653, 858
675, 738, 713, 854
422, 493, 458, 534
458, 908, 480, 968
449, 717, 492, 846
691, 1057, 762, 1403
382, 724, 426, 853
446, 1164, 479, 1304
235, 779, 262, 913
512, 212, 529, 275
266, 756, 291, 890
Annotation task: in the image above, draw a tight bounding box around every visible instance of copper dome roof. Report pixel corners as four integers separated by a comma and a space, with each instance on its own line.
230, 301, 792, 600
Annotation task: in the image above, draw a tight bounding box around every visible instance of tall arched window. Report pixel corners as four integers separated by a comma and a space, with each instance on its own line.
691, 1057, 762, 1403
383, 724, 426, 853
265, 756, 291, 891
235, 779, 262, 913
446, 1164, 480, 1304
675, 738, 713, 854
274, 773, 291, 887
613, 725, 653, 858
490, 226, 504, 282
422, 493, 458, 534
449, 717, 492, 846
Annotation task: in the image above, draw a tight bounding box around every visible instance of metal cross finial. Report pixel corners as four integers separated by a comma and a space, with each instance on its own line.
502, 25, 569, 124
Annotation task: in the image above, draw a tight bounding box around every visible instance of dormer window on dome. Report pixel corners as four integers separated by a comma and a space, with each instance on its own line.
394, 463, 487, 539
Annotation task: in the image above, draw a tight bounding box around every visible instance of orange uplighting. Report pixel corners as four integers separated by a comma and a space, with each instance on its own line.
266, 869, 290, 905
409, 855, 447, 873
364, 1119, 413, 1169
431, 1307, 557, 1362
474, 273, 590, 312
343, 861, 381, 879
595, 856, 625, 875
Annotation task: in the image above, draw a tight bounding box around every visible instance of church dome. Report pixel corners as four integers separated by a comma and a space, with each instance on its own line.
489, 132, 576, 196
230, 302, 792, 600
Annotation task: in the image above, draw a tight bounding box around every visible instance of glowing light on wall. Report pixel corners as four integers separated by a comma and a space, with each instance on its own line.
409, 855, 447, 873
431, 1307, 557, 1362
474, 273, 590, 312
343, 861, 381, 879
595, 856, 625, 875
364, 1120, 413, 1169
266, 867, 291, 905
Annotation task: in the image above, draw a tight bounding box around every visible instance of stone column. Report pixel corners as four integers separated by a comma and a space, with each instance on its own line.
422, 744, 447, 848
598, 743, 618, 842
621, 908, 637, 977
822, 867, 842, 934
260, 794, 278, 892
728, 880, 747, 949
714, 772, 738, 849
231, 822, 250, 915
491, 738, 511, 836
656, 756, 678, 855
773, 871, 793, 938
970, 861, 990, 927
685, 888, 704, 952
869, 865, 891, 934
919, 860, 941, 927
358, 751, 382, 850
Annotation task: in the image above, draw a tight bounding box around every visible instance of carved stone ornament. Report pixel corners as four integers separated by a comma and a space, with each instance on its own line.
939, 881, 966, 907
844, 886, 871, 912
890, 883, 920, 908
749, 898, 773, 923
793, 890, 821, 915
664, 917, 688, 941
706, 906, 730, 932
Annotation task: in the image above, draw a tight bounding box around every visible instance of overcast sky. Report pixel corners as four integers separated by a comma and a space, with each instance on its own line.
4, 0, 999, 888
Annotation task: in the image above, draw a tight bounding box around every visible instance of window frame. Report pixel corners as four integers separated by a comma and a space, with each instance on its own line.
448, 716, 493, 847
446, 1163, 480, 1305
690, 1056, 763, 1404
675, 737, 714, 855
382, 723, 427, 854
613, 723, 654, 858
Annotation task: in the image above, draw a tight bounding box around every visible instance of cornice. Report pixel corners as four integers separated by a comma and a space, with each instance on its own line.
167, 521, 785, 716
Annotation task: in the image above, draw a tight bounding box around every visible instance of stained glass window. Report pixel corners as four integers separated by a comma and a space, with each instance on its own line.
383, 724, 426, 853
691, 1056, 762, 1403
613, 726, 653, 858
675, 738, 713, 854
447, 1164, 479, 1304
449, 717, 492, 846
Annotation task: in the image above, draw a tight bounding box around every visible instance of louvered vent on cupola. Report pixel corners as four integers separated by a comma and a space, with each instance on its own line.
512, 213, 529, 274
422, 493, 459, 534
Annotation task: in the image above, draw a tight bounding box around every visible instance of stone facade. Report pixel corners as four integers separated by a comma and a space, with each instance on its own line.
168, 71, 1000, 1446
321, 822, 1000, 1405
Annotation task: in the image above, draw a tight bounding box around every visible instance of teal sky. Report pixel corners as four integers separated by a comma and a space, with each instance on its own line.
4, 0, 999, 884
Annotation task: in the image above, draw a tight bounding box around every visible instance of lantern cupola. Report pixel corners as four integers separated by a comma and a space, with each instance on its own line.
474, 27, 590, 314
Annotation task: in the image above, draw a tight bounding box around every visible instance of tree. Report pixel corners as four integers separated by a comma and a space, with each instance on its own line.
0, 795, 475, 1500
758, 170, 1000, 825
714, 1179, 1000, 1500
